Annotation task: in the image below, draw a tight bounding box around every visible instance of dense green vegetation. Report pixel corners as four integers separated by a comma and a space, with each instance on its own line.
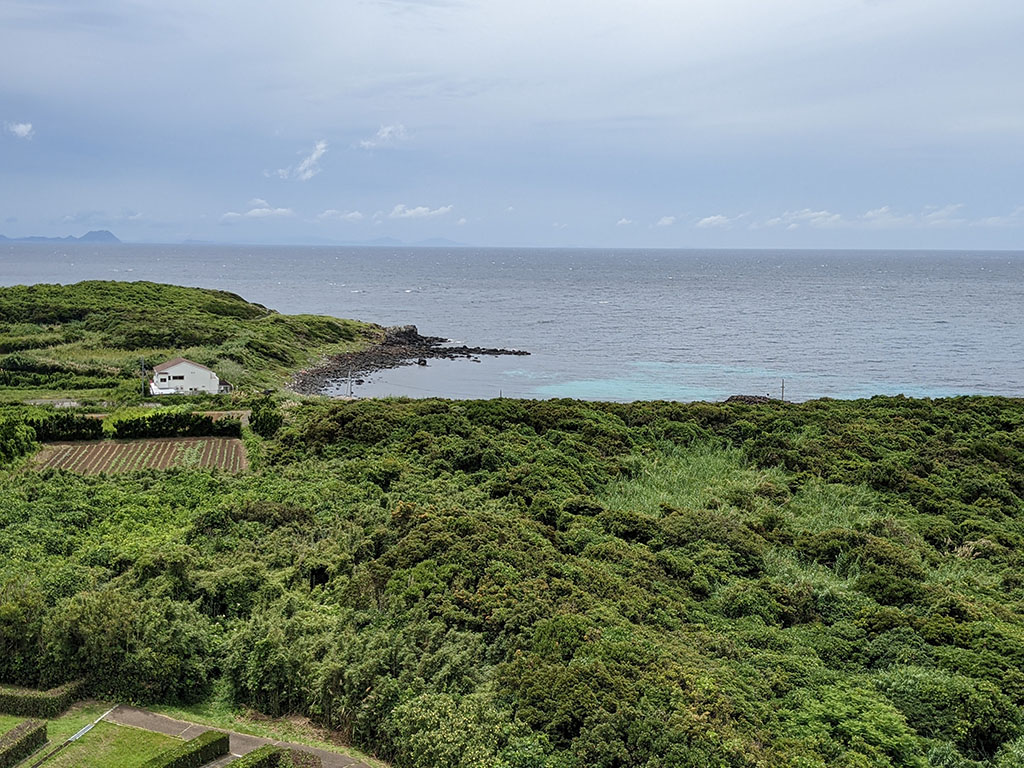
2, 394, 1023, 767
0, 281, 377, 403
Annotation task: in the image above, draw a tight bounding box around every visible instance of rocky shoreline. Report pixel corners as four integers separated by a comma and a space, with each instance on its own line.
290, 325, 529, 396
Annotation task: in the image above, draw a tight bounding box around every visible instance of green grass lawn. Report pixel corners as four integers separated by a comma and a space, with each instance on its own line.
0, 713, 23, 734
41, 720, 177, 768
45, 701, 116, 745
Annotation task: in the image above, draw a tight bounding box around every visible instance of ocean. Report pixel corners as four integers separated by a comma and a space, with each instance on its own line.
3, 244, 1022, 402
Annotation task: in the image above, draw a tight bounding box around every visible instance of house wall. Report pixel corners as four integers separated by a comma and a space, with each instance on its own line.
153, 362, 220, 394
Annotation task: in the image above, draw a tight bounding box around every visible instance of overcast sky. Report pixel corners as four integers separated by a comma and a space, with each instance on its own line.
1, 0, 1022, 248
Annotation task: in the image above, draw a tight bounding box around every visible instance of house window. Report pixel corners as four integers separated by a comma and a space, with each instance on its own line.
172, 375, 185, 380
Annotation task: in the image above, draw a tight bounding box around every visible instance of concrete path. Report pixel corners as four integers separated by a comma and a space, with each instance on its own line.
103, 705, 379, 768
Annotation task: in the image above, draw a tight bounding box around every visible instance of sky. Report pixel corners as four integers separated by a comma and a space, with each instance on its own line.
1, 0, 1022, 248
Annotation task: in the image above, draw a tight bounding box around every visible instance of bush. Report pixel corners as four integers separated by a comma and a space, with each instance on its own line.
0, 680, 83, 718
0, 578, 47, 685
110, 411, 241, 439
0, 719, 46, 768
25, 412, 103, 442
42, 591, 216, 702
250, 399, 283, 438
229, 745, 323, 768
877, 666, 1022, 761
228, 745, 286, 768
142, 729, 229, 768
0, 418, 35, 465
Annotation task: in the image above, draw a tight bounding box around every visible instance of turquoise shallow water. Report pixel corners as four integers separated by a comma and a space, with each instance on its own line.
3, 244, 1023, 402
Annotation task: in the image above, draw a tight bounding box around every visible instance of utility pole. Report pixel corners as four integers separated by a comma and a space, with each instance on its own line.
140, 357, 147, 395
781, 378, 785, 402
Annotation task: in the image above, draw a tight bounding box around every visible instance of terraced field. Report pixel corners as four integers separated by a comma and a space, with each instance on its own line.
34, 437, 248, 474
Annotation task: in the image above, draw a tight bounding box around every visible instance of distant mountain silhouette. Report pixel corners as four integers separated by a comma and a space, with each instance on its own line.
0, 230, 121, 243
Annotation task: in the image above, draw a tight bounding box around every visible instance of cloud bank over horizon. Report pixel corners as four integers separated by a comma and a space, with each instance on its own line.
1, 0, 1022, 248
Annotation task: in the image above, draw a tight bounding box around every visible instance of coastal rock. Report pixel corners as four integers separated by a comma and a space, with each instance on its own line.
290, 325, 529, 395
725, 395, 777, 404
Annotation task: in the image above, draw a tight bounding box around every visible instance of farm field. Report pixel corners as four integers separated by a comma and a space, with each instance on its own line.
33, 437, 247, 474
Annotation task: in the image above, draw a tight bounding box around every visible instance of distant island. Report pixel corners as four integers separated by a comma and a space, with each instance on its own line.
0, 229, 121, 243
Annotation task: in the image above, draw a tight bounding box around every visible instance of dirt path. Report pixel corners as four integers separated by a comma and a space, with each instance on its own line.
103, 705, 380, 768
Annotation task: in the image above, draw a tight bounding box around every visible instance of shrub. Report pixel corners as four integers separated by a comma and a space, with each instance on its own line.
0, 680, 83, 718
250, 399, 283, 438
0, 719, 46, 768
142, 729, 229, 768
110, 411, 241, 439
25, 412, 103, 442
228, 746, 322, 768
228, 745, 286, 767
42, 590, 216, 702
877, 666, 1022, 761
0, 578, 47, 685
0, 418, 37, 465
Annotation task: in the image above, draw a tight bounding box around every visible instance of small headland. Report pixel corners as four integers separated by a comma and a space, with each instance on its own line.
290, 324, 529, 395
724, 394, 782, 405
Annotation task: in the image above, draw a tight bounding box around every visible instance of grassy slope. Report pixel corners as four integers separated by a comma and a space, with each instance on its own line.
43, 720, 176, 768
0, 701, 174, 768
0, 280, 379, 403
2, 396, 1024, 767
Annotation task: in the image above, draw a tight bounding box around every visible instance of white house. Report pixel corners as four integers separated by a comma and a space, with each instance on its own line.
150, 357, 232, 395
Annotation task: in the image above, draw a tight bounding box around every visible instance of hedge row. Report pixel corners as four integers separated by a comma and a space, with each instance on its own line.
111, 412, 241, 440
26, 413, 103, 442
142, 729, 229, 768
0, 719, 46, 768
0, 680, 83, 718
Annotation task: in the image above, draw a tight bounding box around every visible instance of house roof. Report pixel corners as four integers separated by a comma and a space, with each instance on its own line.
153, 357, 215, 374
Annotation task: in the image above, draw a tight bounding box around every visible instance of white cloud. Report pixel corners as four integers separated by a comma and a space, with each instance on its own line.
276, 140, 328, 181
317, 209, 364, 222
656, 215, 676, 227
5, 122, 33, 139
975, 205, 1024, 227
456, 217, 467, 226
860, 204, 965, 229
763, 209, 845, 230
358, 123, 408, 149
616, 218, 634, 226
389, 203, 452, 219
695, 214, 733, 229
221, 199, 294, 222
920, 204, 966, 227
57, 209, 147, 226
753, 204, 972, 231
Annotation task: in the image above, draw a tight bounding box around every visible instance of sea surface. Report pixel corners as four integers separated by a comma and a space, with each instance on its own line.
2, 244, 1023, 402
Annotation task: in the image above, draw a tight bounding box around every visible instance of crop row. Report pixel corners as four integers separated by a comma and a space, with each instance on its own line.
34, 438, 247, 474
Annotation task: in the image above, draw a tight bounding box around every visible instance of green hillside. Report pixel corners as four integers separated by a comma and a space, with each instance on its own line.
0, 281, 378, 402
2, 394, 1023, 767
